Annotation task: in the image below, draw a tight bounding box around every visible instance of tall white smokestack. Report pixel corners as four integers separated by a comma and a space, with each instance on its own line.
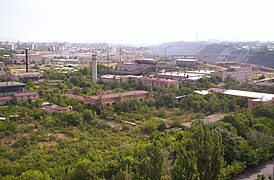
92, 54, 97, 83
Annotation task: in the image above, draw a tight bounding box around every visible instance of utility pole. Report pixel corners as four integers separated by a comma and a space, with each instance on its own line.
25, 48, 29, 73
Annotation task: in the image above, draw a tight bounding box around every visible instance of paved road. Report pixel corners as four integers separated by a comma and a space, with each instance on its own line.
234, 157, 274, 180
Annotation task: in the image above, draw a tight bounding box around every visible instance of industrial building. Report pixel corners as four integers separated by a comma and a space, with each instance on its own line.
213, 64, 252, 82
138, 77, 179, 89
155, 71, 209, 81
12, 54, 42, 63
176, 58, 199, 67
223, 89, 274, 109
100, 74, 179, 89
8, 72, 44, 81
0, 92, 39, 105
84, 90, 149, 107
0, 81, 26, 96
115, 59, 177, 75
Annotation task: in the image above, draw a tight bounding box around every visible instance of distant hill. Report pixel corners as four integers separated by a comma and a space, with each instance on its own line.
149, 41, 207, 55
148, 41, 274, 68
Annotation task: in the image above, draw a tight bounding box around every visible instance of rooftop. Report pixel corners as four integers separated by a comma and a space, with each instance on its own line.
88, 90, 149, 100
194, 90, 209, 95
140, 77, 177, 82
223, 90, 274, 101
0, 81, 26, 87
10, 72, 43, 77
186, 70, 215, 74
176, 59, 197, 62
13, 92, 39, 97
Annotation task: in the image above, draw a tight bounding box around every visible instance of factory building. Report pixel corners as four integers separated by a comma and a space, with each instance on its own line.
138, 77, 179, 89
84, 90, 149, 107
0, 92, 39, 105
0, 81, 26, 96
8, 72, 44, 81
223, 89, 274, 110
176, 58, 199, 67
213, 64, 252, 82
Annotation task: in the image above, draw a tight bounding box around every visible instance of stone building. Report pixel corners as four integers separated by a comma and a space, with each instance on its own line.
84, 90, 149, 107
213, 64, 252, 82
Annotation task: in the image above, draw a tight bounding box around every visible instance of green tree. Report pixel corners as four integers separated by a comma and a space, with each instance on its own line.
67, 159, 101, 180
19, 170, 50, 180
224, 76, 239, 89
188, 123, 224, 180
171, 146, 200, 180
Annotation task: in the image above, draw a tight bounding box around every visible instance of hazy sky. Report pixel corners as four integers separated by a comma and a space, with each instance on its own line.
0, 0, 273, 44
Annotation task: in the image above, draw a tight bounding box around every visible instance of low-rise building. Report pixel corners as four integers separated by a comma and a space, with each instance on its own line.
139, 77, 179, 89
223, 89, 274, 110
13, 92, 39, 102
0, 81, 26, 96
176, 59, 203, 67
0, 92, 39, 105
8, 72, 44, 81
84, 90, 149, 106
39, 104, 73, 113
156, 71, 207, 82
213, 64, 252, 82
249, 82, 274, 91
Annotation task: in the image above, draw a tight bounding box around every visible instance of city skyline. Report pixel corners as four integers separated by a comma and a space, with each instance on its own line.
1, 0, 274, 45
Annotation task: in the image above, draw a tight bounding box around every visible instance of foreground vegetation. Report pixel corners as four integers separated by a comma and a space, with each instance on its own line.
0, 67, 273, 179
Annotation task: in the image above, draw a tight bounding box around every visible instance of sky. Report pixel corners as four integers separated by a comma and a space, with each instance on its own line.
0, 0, 273, 45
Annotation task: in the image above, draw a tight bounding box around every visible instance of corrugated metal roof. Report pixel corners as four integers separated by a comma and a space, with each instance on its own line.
223, 89, 274, 101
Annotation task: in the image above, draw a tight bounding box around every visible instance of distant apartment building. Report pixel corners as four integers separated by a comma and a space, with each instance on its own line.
8, 72, 44, 81
0, 81, 26, 96
0, 44, 14, 50
12, 54, 42, 63
84, 90, 149, 106
16, 42, 35, 50
213, 64, 252, 82
0, 92, 39, 105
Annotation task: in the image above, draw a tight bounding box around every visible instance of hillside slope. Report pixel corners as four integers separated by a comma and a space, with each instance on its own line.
148, 42, 274, 68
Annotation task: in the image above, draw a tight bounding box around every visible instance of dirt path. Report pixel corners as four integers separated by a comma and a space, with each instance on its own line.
234, 157, 274, 180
